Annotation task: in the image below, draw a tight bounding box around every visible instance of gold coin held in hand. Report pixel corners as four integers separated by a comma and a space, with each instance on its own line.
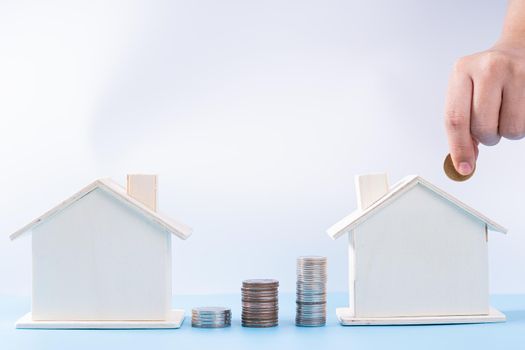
443, 154, 475, 182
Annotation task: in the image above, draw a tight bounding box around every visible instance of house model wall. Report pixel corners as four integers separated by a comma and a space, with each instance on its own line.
10, 174, 192, 329
327, 173, 507, 326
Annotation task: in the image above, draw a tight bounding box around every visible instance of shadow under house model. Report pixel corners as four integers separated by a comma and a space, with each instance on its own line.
327, 173, 507, 326
10, 174, 192, 329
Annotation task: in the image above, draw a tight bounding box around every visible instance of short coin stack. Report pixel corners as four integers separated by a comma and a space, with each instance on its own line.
191, 307, 232, 328
296, 256, 327, 326
241, 279, 279, 327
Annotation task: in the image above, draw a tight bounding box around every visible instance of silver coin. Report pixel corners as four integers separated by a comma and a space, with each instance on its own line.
243, 279, 279, 286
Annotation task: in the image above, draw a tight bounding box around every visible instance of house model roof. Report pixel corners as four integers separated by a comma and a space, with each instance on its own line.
9, 178, 192, 241
327, 175, 507, 240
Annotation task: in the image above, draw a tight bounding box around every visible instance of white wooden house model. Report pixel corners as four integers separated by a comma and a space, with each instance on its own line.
327, 173, 507, 325
10, 174, 192, 329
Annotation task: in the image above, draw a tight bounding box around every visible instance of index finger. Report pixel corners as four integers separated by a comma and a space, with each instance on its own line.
444, 65, 477, 176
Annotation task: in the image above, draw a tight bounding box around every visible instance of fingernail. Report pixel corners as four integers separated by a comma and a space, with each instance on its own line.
458, 162, 472, 175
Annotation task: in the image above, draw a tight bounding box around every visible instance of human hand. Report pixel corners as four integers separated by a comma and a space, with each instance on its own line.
445, 43, 525, 176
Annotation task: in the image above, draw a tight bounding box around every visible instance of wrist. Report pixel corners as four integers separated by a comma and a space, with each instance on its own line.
492, 35, 525, 52
497, 0, 525, 49
495, 34, 525, 49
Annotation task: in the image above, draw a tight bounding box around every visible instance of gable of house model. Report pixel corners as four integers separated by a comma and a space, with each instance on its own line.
9, 178, 192, 321
327, 175, 507, 240
10, 178, 192, 241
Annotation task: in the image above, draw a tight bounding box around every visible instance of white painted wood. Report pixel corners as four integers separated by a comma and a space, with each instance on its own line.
32, 188, 171, 321
165, 233, 173, 313
355, 173, 389, 211
347, 231, 355, 317
353, 184, 489, 318
15, 309, 185, 329
327, 175, 507, 240
10, 178, 192, 241
127, 174, 158, 212
336, 307, 505, 326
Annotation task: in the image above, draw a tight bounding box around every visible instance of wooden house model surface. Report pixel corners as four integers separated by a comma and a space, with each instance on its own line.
10, 174, 192, 329
327, 173, 507, 326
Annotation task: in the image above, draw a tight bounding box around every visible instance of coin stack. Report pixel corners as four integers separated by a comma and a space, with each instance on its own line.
296, 256, 327, 327
241, 279, 279, 327
191, 307, 232, 328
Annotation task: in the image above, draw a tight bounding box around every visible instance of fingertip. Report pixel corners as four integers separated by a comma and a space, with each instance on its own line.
450, 138, 477, 176
457, 162, 473, 176
450, 151, 476, 176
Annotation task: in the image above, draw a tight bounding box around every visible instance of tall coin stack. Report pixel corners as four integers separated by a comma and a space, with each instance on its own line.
241, 279, 279, 327
191, 307, 231, 328
296, 256, 327, 326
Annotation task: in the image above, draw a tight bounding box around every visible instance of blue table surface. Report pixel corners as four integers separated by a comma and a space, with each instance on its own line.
1, 293, 524, 350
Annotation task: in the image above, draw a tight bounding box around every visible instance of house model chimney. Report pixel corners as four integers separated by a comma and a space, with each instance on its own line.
126, 174, 158, 212
355, 173, 389, 211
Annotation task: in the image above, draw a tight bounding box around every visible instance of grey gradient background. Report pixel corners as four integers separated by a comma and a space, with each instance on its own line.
1, 0, 521, 296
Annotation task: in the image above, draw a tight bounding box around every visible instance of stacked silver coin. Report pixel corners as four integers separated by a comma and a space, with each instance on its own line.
241, 279, 279, 327
191, 307, 232, 328
296, 256, 327, 326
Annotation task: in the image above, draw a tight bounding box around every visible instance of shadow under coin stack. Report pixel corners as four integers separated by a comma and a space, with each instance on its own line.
296, 256, 327, 326
241, 279, 279, 327
191, 307, 232, 328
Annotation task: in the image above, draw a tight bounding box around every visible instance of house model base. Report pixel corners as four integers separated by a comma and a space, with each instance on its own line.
15, 309, 185, 329
336, 307, 506, 326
